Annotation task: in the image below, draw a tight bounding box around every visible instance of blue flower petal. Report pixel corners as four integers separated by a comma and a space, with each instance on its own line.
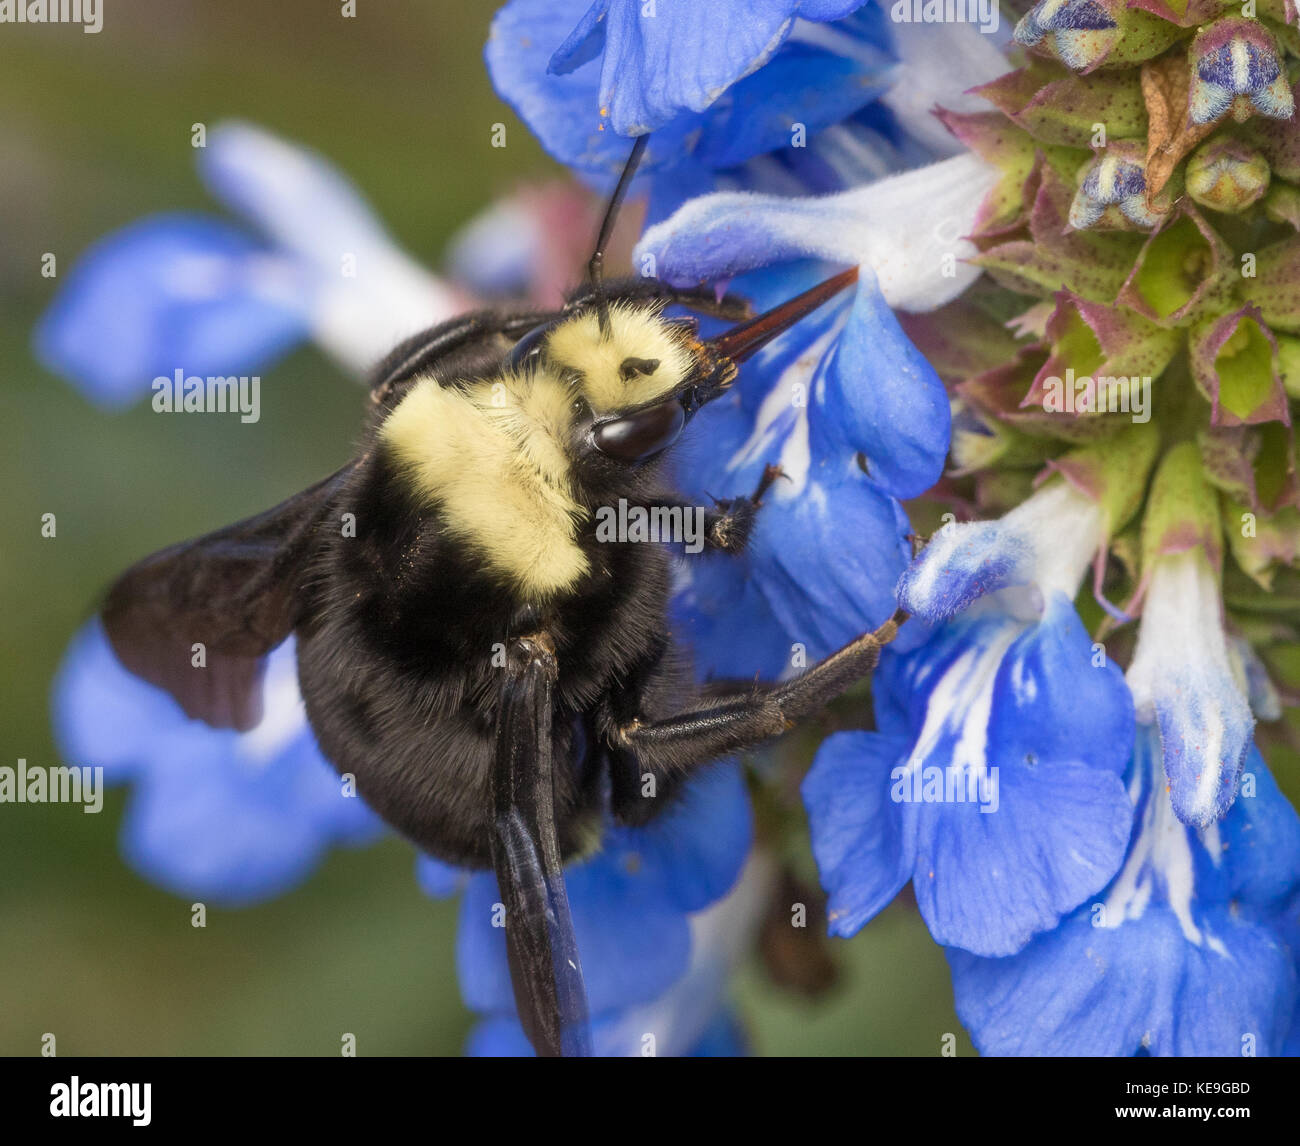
986, 593, 1135, 780
548, 0, 610, 75
749, 472, 912, 659
674, 555, 797, 682
53, 621, 180, 782
465, 1015, 534, 1057
119, 723, 351, 907
1220, 749, 1300, 909
910, 599, 1133, 955
570, 0, 818, 136
416, 854, 467, 900
488, 0, 699, 178
949, 900, 1297, 1056
670, 263, 915, 662
685, 1009, 748, 1056
811, 599, 1134, 955
804, 731, 916, 937
1154, 666, 1254, 830
612, 761, 752, 914
490, 0, 888, 180
34, 214, 309, 407
896, 518, 1035, 623
58, 628, 381, 903
915, 754, 1133, 958
456, 859, 691, 1017
814, 276, 950, 499
686, 37, 894, 171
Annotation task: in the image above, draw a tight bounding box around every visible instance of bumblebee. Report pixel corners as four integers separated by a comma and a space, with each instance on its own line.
102, 140, 905, 1055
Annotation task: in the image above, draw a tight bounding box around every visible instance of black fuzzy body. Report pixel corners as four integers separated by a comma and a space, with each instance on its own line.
296, 384, 693, 871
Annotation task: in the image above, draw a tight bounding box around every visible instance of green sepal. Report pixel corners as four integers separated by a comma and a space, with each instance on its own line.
1222, 495, 1300, 588
973, 61, 1147, 148
1141, 440, 1224, 567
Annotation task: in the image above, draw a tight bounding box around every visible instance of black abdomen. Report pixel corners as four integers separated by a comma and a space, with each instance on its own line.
292, 457, 679, 868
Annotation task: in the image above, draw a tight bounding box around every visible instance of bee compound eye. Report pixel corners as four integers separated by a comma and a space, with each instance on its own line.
589, 401, 685, 462
505, 322, 554, 372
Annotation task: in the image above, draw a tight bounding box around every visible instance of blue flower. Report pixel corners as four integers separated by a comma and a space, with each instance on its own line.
36, 122, 458, 407
805, 591, 1135, 957
637, 165, 987, 676
34, 215, 311, 410
804, 478, 1137, 956
487, 0, 1007, 218
489, 0, 889, 184
948, 731, 1300, 1056
547, 0, 870, 136
896, 471, 1105, 625
641, 149, 998, 674
54, 623, 384, 906
443, 763, 755, 1056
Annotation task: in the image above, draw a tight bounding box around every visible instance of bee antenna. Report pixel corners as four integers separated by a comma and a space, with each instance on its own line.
588, 134, 649, 338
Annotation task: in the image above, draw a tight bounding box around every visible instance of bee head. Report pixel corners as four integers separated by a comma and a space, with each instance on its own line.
503, 266, 861, 475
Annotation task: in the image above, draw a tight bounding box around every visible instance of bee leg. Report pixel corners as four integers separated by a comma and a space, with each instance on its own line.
701, 464, 786, 555
491, 634, 591, 1058
607, 610, 907, 782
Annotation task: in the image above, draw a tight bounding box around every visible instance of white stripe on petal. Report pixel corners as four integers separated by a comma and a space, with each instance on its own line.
726, 323, 842, 496
903, 619, 1023, 781
1100, 732, 1229, 956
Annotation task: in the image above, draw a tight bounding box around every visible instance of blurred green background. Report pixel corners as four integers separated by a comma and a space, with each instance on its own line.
0, 0, 967, 1056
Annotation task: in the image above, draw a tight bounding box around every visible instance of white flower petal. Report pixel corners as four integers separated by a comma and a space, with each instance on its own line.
1126, 551, 1255, 827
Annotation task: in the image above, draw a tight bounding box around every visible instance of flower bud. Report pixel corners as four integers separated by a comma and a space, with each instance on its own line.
1186, 137, 1271, 212
1189, 17, 1294, 125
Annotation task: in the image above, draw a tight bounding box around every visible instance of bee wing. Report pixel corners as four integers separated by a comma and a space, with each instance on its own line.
101, 458, 363, 732
492, 639, 591, 1058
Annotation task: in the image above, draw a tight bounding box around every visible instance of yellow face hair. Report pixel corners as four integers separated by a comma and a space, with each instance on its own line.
545, 304, 694, 414
379, 370, 590, 598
